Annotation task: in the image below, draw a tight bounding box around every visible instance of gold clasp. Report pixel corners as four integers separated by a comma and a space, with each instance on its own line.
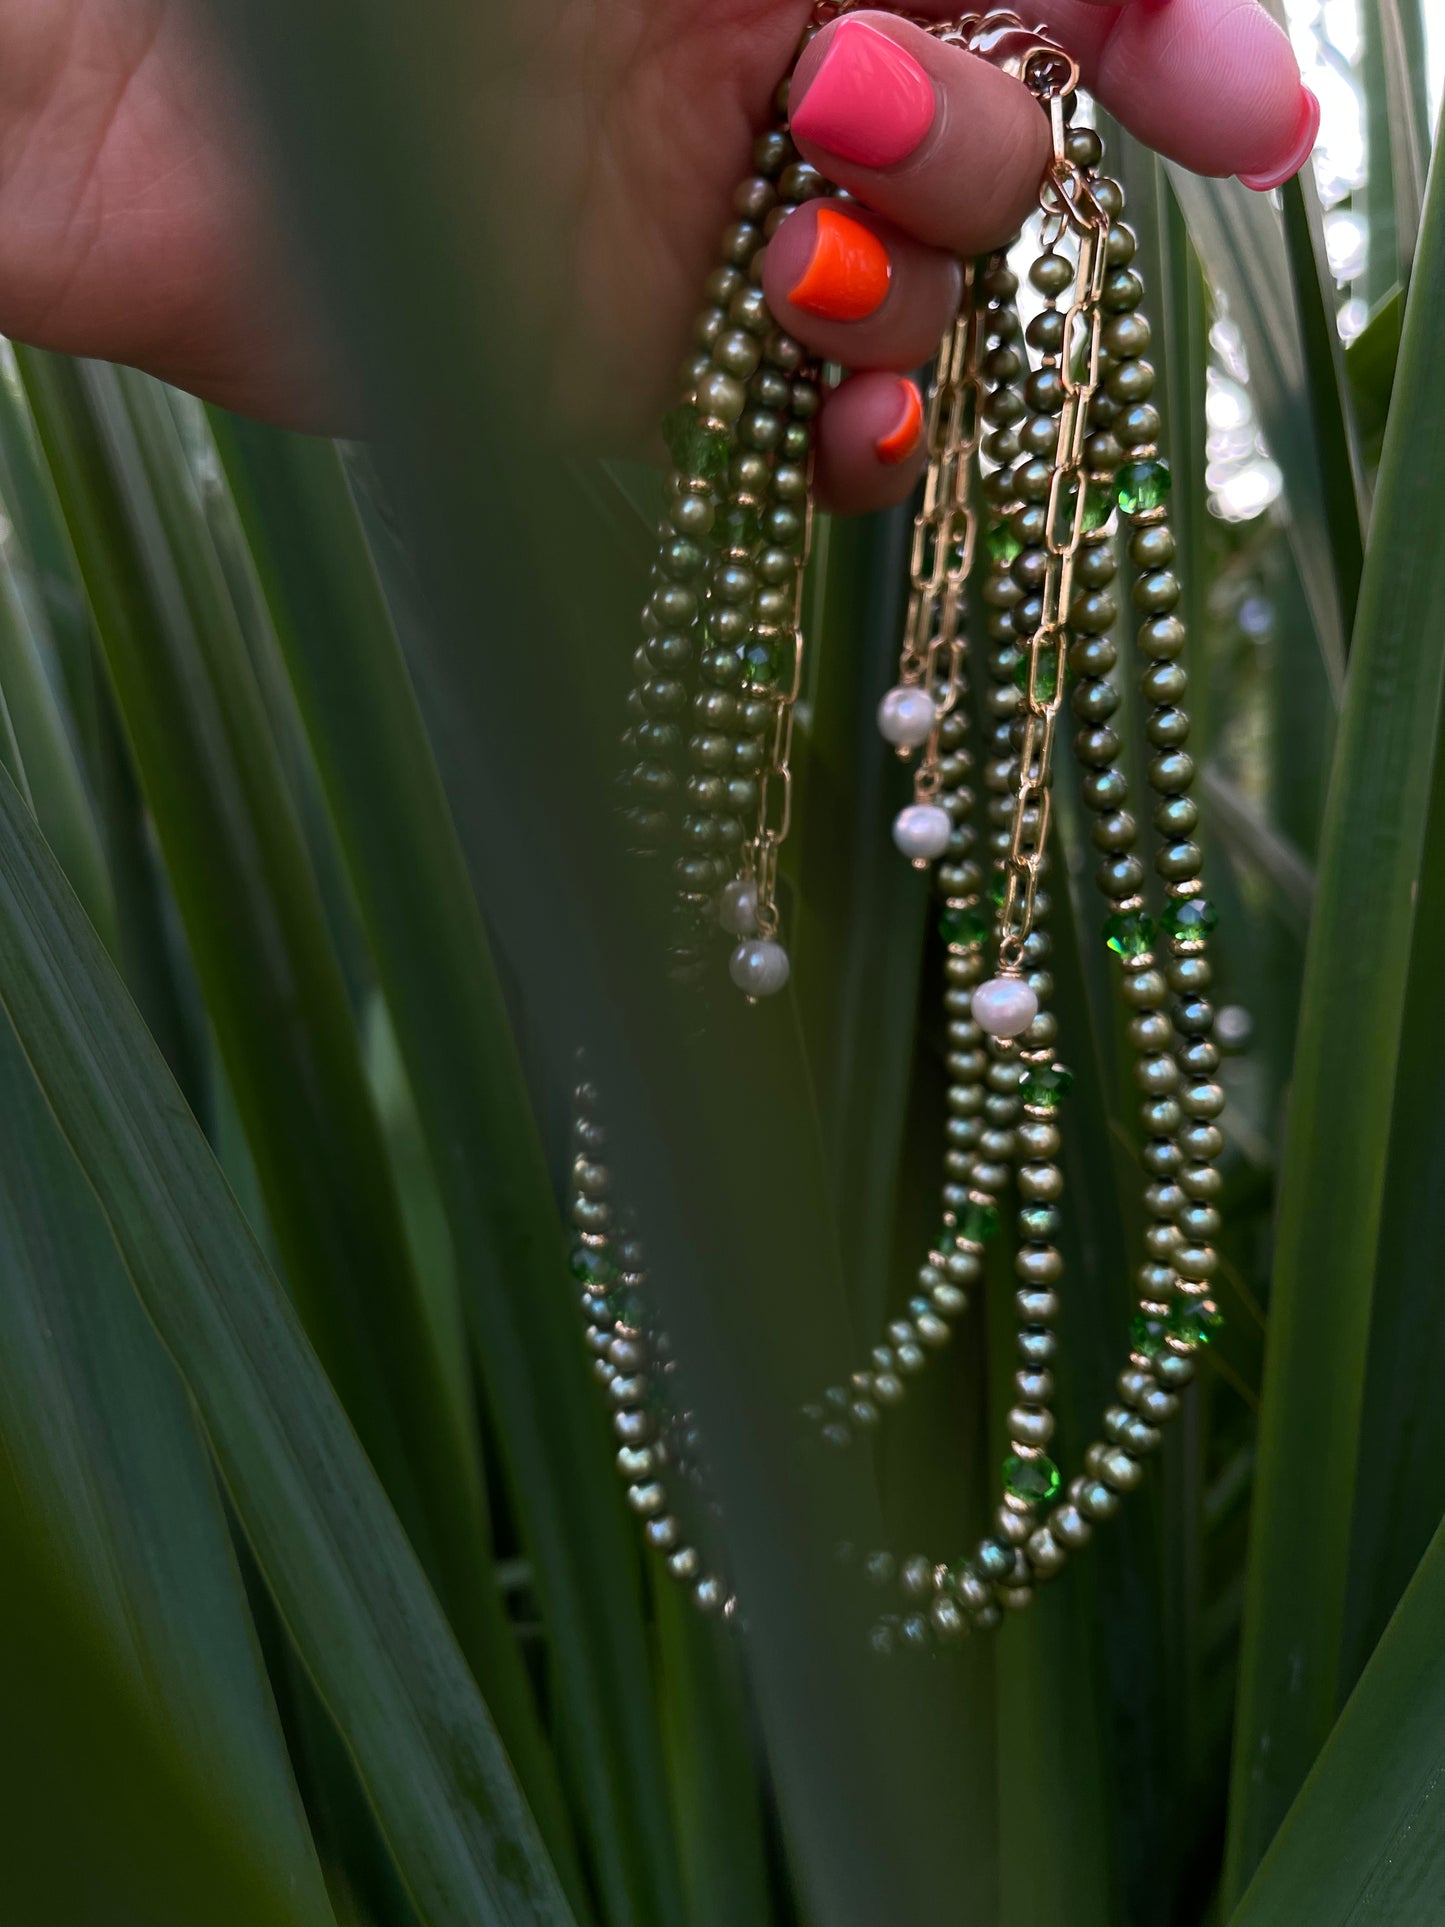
808, 7, 1080, 102
930, 12, 1080, 99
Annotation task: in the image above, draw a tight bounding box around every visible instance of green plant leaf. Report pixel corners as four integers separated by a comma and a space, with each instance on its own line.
0, 755, 578, 1927
205, 410, 675, 1927
1347, 289, 1405, 468
0, 1462, 321, 1927
0, 1010, 332, 1923
14, 350, 509, 1686
1166, 168, 1347, 698
0, 552, 115, 942
1223, 116, 1445, 1904
1230, 1511, 1445, 1924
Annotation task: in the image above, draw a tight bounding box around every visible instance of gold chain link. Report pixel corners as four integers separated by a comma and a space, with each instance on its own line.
894, 263, 987, 803
995, 132, 1110, 973
747, 491, 815, 939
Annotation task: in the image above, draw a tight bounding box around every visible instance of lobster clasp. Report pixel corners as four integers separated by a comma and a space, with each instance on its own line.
933, 11, 1080, 100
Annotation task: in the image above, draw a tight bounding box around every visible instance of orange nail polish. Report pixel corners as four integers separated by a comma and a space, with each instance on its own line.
788, 206, 892, 322
877, 378, 923, 464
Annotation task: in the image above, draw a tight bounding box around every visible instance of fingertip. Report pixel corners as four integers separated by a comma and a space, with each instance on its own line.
761, 203, 963, 371
1095, 0, 1306, 180
814, 370, 927, 515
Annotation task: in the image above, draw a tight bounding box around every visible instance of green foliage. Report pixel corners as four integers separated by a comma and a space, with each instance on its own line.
0, 6, 1439, 1924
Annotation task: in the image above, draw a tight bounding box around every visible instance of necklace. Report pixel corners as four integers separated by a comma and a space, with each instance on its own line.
569, 7, 1224, 1649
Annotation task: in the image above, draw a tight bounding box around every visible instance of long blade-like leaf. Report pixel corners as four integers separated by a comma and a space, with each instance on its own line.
1231, 1512, 1445, 1923
206, 412, 678, 1927
0, 757, 577, 1927
0, 1011, 332, 1924
14, 349, 512, 1691
1166, 169, 1347, 697
1224, 119, 1445, 1903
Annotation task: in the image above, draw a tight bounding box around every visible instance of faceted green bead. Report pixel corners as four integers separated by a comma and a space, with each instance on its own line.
990, 870, 1009, 908
1021, 1063, 1074, 1109
962, 1200, 1001, 1244
1013, 649, 1059, 702
1103, 909, 1156, 958
1161, 896, 1218, 942
1064, 475, 1117, 533
1170, 1296, 1224, 1347
1129, 1311, 1171, 1360
1002, 1453, 1061, 1506
1081, 477, 1117, 531
1116, 458, 1172, 516
742, 636, 784, 688
570, 1244, 618, 1288
987, 521, 1023, 564
939, 903, 990, 948
663, 404, 729, 482
608, 1284, 644, 1327
718, 501, 764, 551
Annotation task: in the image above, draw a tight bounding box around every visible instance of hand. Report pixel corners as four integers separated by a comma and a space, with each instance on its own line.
0, 0, 1311, 509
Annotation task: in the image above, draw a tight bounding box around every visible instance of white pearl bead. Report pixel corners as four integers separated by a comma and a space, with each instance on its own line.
729, 938, 790, 998
877, 684, 937, 749
971, 977, 1040, 1038
718, 878, 759, 936
892, 803, 952, 863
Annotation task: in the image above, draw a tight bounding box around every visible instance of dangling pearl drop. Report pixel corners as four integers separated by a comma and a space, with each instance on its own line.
971, 976, 1039, 1038
892, 802, 952, 864
877, 685, 937, 750
729, 939, 791, 998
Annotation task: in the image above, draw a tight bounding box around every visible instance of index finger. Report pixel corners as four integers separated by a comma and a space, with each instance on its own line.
901, 0, 1312, 186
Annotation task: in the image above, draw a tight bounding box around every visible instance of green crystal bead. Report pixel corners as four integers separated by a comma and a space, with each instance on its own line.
608, 1284, 645, 1327
1081, 477, 1118, 531
1013, 649, 1059, 702
961, 1200, 1000, 1244
717, 501, 763, 551
987, 521, 1023, 564
939, 903, 990, 948
1129, 1311, 1171, 1360
1064, 475, 1117, 533
741, 636, 785, 688
570, 1244, 618, 1288
1116, 458, 1172, 516
1003, 1453, 1061, 1507
1170, 1297, 1224, 1347
1103, 909, 1156, 958
990, 870, 1009, 908
1021, 1063, 1074, 1109
663, 404, 729, 483
1161, 896, 1218, 942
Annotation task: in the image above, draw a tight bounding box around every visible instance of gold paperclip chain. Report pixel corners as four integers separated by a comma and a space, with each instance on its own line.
893, 266, 986, 805
995, 114, 1110, 972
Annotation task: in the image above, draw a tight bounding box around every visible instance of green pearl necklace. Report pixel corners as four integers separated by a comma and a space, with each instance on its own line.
570, 8, 1226, 1647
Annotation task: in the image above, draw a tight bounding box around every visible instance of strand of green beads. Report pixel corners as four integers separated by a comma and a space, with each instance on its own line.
1125, 485, 1226, 1367
568, 1079, 737, 1618
687, 137, 828, 965
800, 598, 983, 1448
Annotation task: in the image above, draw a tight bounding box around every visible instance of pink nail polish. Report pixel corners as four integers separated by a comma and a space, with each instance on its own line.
1239, 85, 1321, 192
790, 19, 936, 170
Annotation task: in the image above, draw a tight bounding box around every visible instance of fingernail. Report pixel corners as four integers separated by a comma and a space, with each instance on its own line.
788, 206, 892, 322
1239, 85, 1321, 192
790, 19, 936, 169
877, 378, 924, 464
